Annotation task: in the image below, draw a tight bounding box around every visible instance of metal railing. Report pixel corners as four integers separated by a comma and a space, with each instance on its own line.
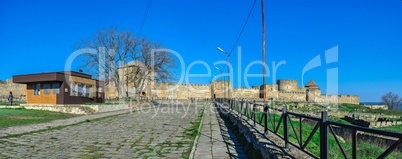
215, 98, 402, 159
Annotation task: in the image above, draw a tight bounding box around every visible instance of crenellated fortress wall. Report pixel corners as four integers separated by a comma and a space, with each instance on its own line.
5, 77, 359, 104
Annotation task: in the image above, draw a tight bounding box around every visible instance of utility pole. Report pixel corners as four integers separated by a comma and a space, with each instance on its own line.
226, 55, 230, 99
261, 0, 267, 102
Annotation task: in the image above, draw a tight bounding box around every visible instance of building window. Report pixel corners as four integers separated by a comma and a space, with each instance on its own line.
78, 84, 84, 97
34, 83, 40, 96
53, 82, 60, 94
44, 83, 50, 94
71, 83, 77, 96
86, 85, 92, 97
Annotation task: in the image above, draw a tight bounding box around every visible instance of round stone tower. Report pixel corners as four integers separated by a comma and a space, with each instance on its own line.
277, 80, 298, 92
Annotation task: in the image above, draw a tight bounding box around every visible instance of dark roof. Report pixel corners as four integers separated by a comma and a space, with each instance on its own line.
305, 80, 318, 87
12, 71, 94, 84
61, 71, 92, 79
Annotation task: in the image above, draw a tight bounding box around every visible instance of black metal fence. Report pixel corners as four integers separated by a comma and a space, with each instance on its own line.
215, 98, 402, 159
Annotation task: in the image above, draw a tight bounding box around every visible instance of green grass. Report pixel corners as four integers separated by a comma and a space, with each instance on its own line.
328, 116, 351, 125
283, 102, 402, 116
376, 124, 402, 132
79, 145, 103, 159
238, 106, 401, 159
181, 105, 205, 159
0, 101, 25, 106
0, 108, 76, 128
338, 103, 402, 116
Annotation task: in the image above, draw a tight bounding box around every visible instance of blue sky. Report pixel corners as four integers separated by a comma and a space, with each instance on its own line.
1, 0, 401, 102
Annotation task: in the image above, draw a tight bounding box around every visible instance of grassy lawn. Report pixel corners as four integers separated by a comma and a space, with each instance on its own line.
377, 124, 402, 132
336, 103, 402, 116
0, 108, 77, 129
283, 102, 402, 116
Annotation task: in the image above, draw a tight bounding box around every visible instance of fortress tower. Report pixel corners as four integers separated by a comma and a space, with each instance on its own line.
211, 81, 231, 98
305, 80, 321, 102
277, 80, 298, 92
260, 84, 278, 100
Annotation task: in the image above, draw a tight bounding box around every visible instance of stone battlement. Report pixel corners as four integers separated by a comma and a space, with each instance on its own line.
5, 75, 359, 105
277, 79, 297, 82
323, 94, 359, 97
234, 87, 259, 90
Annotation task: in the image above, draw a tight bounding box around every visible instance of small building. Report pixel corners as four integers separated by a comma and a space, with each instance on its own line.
13, 71, 104, 105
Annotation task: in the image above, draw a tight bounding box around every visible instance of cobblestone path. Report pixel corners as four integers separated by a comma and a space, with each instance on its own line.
193, 103, 247, 159
0, 103, 204, 159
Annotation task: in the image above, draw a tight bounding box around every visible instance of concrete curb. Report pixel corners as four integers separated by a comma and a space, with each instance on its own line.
189, 102, 207, 159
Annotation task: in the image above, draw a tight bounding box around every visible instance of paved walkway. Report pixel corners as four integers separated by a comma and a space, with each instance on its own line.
193, 103, 247, 159
0, 103, 203, 158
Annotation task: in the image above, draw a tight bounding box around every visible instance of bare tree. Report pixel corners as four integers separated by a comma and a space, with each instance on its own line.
77, 28, 175, 98
123, 38, 175, 96
380, 92, 402, 110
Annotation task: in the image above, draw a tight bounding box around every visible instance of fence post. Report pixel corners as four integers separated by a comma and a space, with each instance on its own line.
235, 99, 238, 112
320, 111, 329, 159
253, 100, 256, 126
283, 105, 288, 148
240, 99, 244, 118
264, 101, 268, 135
231, 98, 234, 111
352, 129, 357, 159
234, 99, 237, 113
246, 100, 249, 120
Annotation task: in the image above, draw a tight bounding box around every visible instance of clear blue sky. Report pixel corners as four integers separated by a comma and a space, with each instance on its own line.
1, 0, 401, 102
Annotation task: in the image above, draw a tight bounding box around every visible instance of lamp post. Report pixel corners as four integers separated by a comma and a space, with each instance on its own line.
215, 66, 225, 99
216, 47, 231, 99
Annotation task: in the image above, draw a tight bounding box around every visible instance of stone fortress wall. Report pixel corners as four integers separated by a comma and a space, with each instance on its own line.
3, 77, 360, 104
232, 87, 259, 99
271, 80, 307, 101
148, 79, 359, 105
277, 80, 305, 93
0, 79, 26, 101
153, 83, 211, 99
314, 94, 360, 105
108, 61, 359, 104
152, 81, 258, 99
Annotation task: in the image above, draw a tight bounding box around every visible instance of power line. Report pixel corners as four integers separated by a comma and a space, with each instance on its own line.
139, 0, 153, 36
229, 0, 257, 54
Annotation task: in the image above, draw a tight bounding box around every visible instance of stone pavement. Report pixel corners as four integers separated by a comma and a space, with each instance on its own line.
193, 103, 247, 159
0, 103, 204, 158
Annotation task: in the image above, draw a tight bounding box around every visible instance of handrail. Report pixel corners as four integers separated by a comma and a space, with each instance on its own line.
328, 121, 402, 138
288, 111, 321, 121
214, 98, 402, 159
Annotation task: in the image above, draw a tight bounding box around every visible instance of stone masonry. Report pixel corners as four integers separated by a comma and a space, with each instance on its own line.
0, 103, 203, 158
0, 79, 25, 101
150, 80, 360, 104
